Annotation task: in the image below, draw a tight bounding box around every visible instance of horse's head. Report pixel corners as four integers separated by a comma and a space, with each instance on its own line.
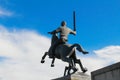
48, 32, 58, 45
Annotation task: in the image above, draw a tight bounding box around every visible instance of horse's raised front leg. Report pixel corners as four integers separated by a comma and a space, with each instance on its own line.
75, 59, 87, 73
41, 52, 48, 63
51, 57, 55, 67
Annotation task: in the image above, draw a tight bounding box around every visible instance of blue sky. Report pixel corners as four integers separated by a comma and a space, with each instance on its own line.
0, 0, 120, 79
0, 0, 120, 51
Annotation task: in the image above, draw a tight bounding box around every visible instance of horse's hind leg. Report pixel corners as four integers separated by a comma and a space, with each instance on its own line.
62, 57, 78, 74
64, 66, 69, 76
62, 57, 74, 67
65, 64, 77, 76
41, 52, 48, 63
75, 59, 87, 73
64, 64, 72, 76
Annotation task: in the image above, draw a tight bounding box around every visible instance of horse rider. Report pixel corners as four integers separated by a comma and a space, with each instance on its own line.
49, 21, 88, 58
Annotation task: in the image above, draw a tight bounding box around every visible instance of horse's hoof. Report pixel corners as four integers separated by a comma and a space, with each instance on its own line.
41, 60, 45, 63
51, 64, 54, 67
82, 67, 87, 73
73, 67, 78, 73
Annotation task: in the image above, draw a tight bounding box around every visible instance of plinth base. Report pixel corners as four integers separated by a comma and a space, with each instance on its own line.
52, 72, 91, 80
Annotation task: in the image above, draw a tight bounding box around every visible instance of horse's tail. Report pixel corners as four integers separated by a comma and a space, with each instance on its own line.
66, 44, 77, 58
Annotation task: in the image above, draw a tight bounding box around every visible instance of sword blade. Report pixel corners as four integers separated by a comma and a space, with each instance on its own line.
73, 11, 76, 31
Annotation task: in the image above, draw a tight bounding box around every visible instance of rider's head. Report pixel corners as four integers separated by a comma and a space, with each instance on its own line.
61, 21, 66, 26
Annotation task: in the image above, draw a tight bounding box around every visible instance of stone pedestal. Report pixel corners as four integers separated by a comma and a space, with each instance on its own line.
52, 72, 91, 80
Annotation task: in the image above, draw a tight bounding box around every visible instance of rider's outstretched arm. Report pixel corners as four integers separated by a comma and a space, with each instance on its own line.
70, 29, 76, 35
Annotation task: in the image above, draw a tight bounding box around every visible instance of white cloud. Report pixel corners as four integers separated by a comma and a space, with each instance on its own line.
80, 56, 111, 74
0, 7, 13, 17
0, 25, 120, 80
94, 45, 120, 62
0, 25, 66, 80
80, 45, 120, 74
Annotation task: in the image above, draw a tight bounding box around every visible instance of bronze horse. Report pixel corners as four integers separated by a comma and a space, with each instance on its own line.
41, 32, 88, 76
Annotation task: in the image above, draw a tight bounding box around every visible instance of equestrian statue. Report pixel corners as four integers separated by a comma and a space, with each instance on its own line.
41, 11, 89, 76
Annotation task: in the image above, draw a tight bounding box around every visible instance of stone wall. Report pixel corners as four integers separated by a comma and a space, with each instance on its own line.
91, 62, 120, 80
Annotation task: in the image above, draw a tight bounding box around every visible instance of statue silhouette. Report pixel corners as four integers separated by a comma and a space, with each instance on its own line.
41, 22, 88, 75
